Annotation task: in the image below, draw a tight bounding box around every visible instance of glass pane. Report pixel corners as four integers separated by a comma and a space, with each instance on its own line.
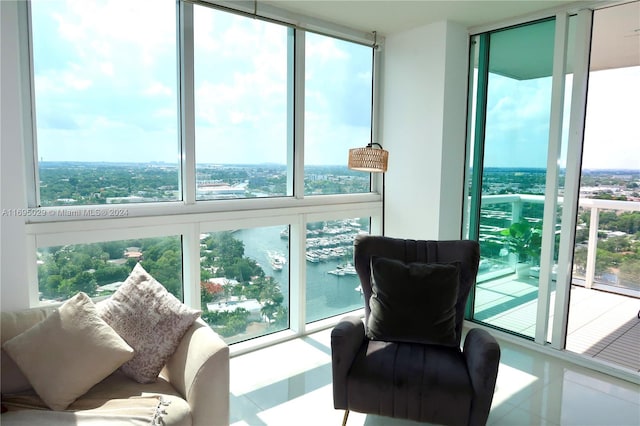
31, 0, 179, 206
37, 236, 183, 303
194, 6, 290, 200
304, 33, 373, 195
566, 2, 640, 371
471, 19, 556, 338
200, 227, 289, 344
305, 218, 369, 323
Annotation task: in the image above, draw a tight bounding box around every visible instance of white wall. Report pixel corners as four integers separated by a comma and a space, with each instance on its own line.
381, 21, 469, 241
1, 1, 31, 311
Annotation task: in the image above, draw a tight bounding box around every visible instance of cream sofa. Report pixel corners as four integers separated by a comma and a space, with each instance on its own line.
1, 307, 230, 426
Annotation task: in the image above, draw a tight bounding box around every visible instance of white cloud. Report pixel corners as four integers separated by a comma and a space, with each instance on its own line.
32, 0, 370, 165
229, 111, 246, 124
306, 36, 348, 62
99, 62, 114, 76
65, 75, 92, 90
144, 82, 172, 97
582, 66, 640, 170
153, 108, 177, 119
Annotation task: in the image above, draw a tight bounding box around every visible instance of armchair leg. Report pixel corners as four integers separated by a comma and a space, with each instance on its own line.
341, 410, 349, 426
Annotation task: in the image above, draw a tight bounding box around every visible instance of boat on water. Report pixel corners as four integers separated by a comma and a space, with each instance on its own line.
267, 251, 287, 271
327, 263, 357, 276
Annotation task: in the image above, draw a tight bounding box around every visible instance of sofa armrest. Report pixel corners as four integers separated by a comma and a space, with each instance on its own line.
463, 327, 501, 426
163, 318, 229, 426
331, 316, 365, 409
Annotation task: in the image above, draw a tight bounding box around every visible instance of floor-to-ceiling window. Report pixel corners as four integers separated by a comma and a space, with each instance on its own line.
565, 1, 640, 371
20, 0, 381, 346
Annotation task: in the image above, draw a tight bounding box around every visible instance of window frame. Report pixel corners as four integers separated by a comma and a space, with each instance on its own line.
18, 0, 384, 348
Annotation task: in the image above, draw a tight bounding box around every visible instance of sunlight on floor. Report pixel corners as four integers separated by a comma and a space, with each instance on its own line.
230, 327, 640, 426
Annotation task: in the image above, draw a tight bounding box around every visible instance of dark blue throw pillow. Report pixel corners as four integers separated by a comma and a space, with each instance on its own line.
366, 256, 459, 347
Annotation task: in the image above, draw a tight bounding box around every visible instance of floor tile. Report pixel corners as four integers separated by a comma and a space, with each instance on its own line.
562, 368, 640, 405
517, 377, 640, 426
230, 327, 640, 426
491, 405, 559, 426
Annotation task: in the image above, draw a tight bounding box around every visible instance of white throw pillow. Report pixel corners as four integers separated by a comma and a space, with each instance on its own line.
97, 263, 201, 383
2, 292, 134, 410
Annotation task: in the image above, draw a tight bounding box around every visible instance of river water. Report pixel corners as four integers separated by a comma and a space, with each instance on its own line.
234, 225, 363, 323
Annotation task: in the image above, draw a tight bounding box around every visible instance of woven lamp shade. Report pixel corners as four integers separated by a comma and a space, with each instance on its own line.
348, 146, 389, 173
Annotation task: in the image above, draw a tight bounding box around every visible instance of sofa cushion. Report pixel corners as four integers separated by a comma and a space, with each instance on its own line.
2, 370, 191, 426
366, 257, 459, 347
2, 293, 134, 410
1, 307, 53, 394
97, 263, 201, 384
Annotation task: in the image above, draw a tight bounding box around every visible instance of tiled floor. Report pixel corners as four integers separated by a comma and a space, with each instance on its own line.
229, 328, 640, 426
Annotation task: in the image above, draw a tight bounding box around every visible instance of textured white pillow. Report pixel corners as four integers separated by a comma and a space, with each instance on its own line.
97, 263, 201, 383
2, 292, 134, 410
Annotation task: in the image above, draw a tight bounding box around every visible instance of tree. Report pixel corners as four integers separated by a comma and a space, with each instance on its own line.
94, 265, 129, 286
201, 281, 224, 309
142, 248, 182, 297
201, 308, 250, 337
73, 271, 98, 295
619, 259, 640, 285
599, 236, 631, 253
42, 275, 62, 299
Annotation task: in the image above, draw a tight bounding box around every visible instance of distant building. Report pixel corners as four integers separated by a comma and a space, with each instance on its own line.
207, 277, 239, 287
97, 282, 125, 292
196, 181, 248, 198
207, 297, 263, 321
124, 247, 142, 259
106, 196, 145, 203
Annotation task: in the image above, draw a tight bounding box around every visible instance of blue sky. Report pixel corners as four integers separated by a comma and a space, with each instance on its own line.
482, 66, 640, 170
31, 0, 638, 170
31, 0, 372, 166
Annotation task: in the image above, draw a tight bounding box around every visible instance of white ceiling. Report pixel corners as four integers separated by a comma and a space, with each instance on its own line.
263, 0, 640, 72
590, 1, 640, 70
262, 0, 583, 36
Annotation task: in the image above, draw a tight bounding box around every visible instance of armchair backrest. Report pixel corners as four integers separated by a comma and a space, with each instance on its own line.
353, 235, 480, 346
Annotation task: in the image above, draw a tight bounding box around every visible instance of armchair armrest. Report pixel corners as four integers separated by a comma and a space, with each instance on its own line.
463, 327, 501, 426
163, 318, 229, 426
331, 316, 366, 409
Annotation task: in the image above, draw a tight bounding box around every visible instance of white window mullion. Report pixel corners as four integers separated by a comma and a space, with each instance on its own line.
182, 223, 201, 309
289, 215, 306, 335
291, 30, 306, 332
551, 8, 593, 350
26, 234, 39, 306
179, 0, 196, 205
285, 28, 295, 197
535, 12, 569, 344
293, 29, 305, 200
20, 1, 39, 208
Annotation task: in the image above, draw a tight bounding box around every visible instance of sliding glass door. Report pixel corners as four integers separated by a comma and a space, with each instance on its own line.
466, 19, 556, 338
466, 3, 639, 374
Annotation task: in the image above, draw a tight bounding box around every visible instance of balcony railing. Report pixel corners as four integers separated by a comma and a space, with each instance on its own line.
478, 194, 640, 296
474, 195, 639, 371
